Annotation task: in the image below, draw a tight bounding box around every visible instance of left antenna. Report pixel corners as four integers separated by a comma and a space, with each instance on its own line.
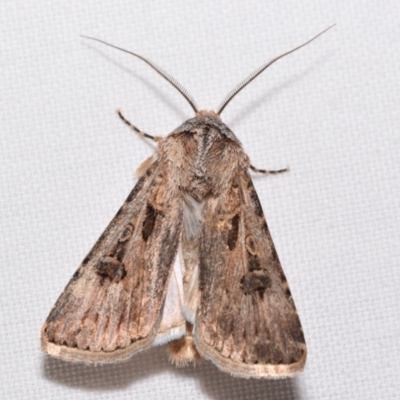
81, 36, 199, 113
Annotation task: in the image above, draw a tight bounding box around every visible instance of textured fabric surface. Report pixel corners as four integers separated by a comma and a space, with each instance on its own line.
1, 1, 399, 399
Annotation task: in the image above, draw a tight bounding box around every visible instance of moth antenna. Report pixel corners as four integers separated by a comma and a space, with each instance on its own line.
81, 35, 199, 113
216, 25, 335, 115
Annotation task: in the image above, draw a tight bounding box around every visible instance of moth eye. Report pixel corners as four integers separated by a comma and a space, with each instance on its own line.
245, 235, 257, 255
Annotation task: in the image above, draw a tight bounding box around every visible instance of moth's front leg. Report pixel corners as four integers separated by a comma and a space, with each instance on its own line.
250, 164, 290, 175
117, 109, 164, 142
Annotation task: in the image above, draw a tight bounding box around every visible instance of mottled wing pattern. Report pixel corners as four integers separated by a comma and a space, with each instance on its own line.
194, 170, 306, 378
41, 159, 184, 363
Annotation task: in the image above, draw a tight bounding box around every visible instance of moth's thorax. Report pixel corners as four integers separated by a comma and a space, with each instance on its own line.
169, 114, 241, 143
159, 115, 249, 200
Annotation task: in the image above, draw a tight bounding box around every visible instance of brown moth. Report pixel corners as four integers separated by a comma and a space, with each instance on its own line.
41, 26, 333, 379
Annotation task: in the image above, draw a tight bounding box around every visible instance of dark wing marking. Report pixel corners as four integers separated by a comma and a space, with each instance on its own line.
194, 170, 306, 378
41, 160, 184, 363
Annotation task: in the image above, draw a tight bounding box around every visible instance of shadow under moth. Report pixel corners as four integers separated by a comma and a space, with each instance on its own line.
41, 26, 333, 379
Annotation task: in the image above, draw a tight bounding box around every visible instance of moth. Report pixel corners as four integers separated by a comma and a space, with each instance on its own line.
41, 26, 333, 379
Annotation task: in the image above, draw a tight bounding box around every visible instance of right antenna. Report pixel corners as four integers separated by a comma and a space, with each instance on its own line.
216, 25, 335, 115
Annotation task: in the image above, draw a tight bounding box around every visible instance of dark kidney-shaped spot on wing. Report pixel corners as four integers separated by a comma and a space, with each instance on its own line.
240, 270, 271, 296
96, 256, 126, 282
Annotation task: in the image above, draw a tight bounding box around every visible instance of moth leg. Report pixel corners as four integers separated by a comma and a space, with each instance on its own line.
117, 109, 163, 142
250, 164, 290, 175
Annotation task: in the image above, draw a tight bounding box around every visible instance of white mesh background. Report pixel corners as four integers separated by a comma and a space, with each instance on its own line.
1, 1, 399, 399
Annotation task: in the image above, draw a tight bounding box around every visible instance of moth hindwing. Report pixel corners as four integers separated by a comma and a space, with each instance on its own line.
42, 27, 333, 378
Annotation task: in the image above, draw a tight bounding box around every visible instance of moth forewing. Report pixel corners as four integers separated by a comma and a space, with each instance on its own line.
42, 27, 334, 378
41, 157, 185, 364
191, 166, 306, 379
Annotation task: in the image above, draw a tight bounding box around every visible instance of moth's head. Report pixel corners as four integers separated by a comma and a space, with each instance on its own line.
81, 26, 334, 117
196, 110, 221, 120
